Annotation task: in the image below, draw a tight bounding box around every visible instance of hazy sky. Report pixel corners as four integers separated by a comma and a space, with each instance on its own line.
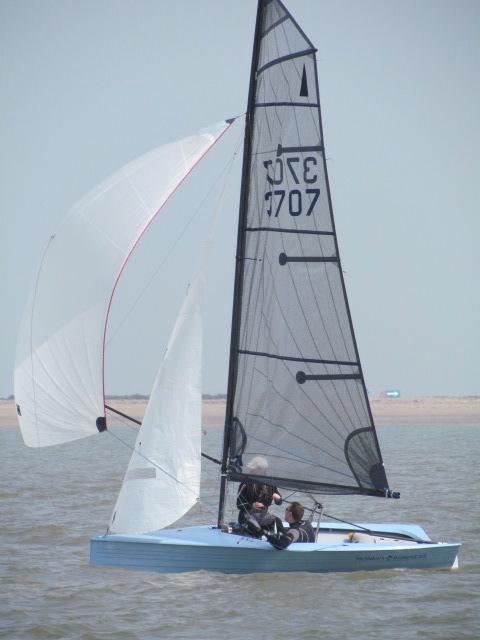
1, 0, 479, 398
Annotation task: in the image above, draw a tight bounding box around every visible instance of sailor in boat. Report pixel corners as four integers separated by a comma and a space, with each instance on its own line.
236, 456, 282, 537
264, 502, 315, 550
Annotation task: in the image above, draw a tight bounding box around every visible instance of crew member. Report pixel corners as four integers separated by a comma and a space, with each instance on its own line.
237, 456, 282, 537
265, 501, 315, 549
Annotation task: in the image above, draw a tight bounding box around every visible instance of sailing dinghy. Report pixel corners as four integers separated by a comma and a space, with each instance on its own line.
15, 0, 460, 574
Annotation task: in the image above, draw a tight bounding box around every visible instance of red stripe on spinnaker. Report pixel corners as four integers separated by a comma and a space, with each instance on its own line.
100, 121, 235, 416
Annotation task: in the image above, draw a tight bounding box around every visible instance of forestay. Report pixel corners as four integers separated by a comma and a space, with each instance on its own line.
15, 121, 231, 448
224, 0, 390, 497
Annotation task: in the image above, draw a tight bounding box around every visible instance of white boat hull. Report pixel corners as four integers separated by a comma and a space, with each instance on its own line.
90, 523, 460, 574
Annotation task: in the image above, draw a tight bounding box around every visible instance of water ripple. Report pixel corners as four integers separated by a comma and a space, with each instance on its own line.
1, 425, 479, 639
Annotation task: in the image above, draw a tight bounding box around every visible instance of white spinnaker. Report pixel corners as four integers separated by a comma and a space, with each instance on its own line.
14, 120, 230, 447
109, 271, 203, 534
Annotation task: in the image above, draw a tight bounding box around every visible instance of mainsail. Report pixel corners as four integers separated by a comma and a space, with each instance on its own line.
15, 120, 232, 447
220, 0, 391, 509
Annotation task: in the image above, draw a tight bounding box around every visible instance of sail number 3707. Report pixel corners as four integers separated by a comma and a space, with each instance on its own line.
263, 156, 320, 217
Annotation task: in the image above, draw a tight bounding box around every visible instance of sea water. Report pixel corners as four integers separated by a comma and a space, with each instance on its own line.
1, 424, 479, 640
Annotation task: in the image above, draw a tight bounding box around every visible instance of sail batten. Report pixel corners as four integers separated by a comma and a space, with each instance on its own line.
257, 48, 316, 75
219, 0, 389, 513
237, 349, 359, 366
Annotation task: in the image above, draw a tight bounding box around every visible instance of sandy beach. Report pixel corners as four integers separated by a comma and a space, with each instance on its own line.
1, 396, 478, 429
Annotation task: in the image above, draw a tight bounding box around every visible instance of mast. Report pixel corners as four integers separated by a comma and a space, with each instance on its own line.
217, 0, 265, 526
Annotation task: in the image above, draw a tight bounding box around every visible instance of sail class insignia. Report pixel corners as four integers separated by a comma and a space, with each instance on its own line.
300, 64, 308, 97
